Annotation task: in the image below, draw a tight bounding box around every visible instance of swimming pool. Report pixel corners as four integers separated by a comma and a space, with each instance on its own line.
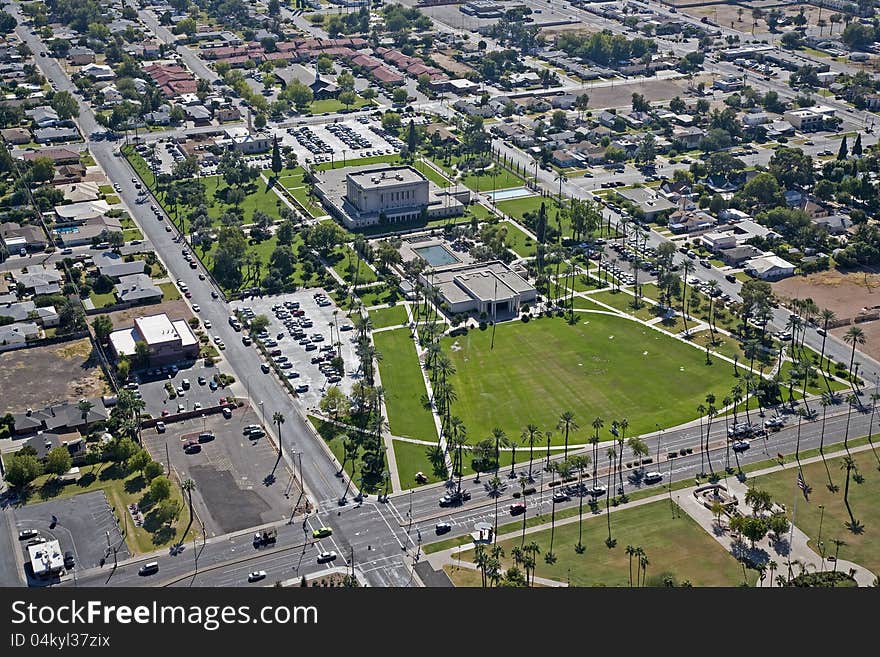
414, 244, 459, 267
53, 226, 79, 234
487, 187, 534, 202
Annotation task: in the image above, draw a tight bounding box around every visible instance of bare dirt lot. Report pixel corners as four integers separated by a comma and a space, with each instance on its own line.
105, 299, 192, 330
680, 1, 849, 37
831, 319, 880, 363
580, 74, 714, 110
773, 270, 880, 321
0, 338, 110, 413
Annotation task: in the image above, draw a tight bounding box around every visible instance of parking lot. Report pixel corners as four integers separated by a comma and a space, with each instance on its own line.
277, 117, 400, 166
13, 490, 129, 582
142, 404, 301, 536
132, 360, 237, 420
232, 288, 360, 408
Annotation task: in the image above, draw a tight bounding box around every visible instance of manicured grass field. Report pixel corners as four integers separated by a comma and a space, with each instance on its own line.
308, 97, 373, 115
589, 290, 656, 321
393, 439, 445, 488
327, 243, 377, 285
461, 500, 754, 586
369, 304, 409, 329
315, 154, 402, 171
442, 314, 739, 442
373, 329, 437, 442
502, 221, 537, 258
495, 196, 557, 222
753, 449, 880, 577
461, 166, 525, 192
89, 290, 116, 308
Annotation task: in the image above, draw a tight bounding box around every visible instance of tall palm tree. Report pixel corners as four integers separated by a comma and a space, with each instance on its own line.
680, 259, 694, 336
491, 427, 508, 476
604, 447, 616, 547
181, 478, 195, 539
273, 411, 285, 458
518, 474, 530, 546
843, 326, 866, 388
484, 475, 506, 544
697, 403, 707, 475
449, 416, 468, 493
616, 418, 628, 494
819, 392, 832, 454
639, 552, 650, 587
634, 546, 646, 586
840, 456, 862, 532
722, 395, 732, 471
818, 308, 836, 371
626, 544, 637, 587
556, 411, 578, 460
570, 454, 590, 553
521, 424, 542, 482
590, 416, 603, 487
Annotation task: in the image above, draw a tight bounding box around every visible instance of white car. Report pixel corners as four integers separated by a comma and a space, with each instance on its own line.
316, 551, 337, 564
248, 570, 266, 582
644, 471, 663, 484
192, 304, 200, 313
204, 320, 212, 329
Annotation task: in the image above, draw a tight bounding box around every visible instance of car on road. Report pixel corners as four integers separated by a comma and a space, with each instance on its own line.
248, 570, 267, 582
312, 527, 333, 539
725, 273, 737, 283
732, 441, 750, 452
63, 551, 75, 569
316, 551, 337, 564
509, 503, 527, 515
643, 471, 663, 484
764, 416, 784, 430
138, 562, 159, 576
156, 421, 166, 433
700, 259, 711, 268
435, 522, 452, 534
552, 491, 569, 503
261, 362, 271, 373
588, 484, 607, 497
18, 529, 39, 540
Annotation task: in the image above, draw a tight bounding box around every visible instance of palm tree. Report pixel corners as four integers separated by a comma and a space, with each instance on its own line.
273, 411, 285, 459
843, 326, 866, 387
449, 416, 468, 493
626, 544, 637, 586
491, 427, 508, 475
680, 259, 694, 336
484, 475, 506, 544
181, 478, 195, 539
818, 308, 836, 371
722, 395, 733, 471
590, 416, 603, 487
556, 411, 578, 460
604, 447, 616, 547
616, 418, 628, 494
518, 474, 530, 546
570, 454, 590, 553
521, 424, 542, 482
840, 456, 862, 532
634, 546, 646, 586
767, 560, 777, 587
697, 403, 707, 475
639, 552, 649, 587
819, 392, 832, 454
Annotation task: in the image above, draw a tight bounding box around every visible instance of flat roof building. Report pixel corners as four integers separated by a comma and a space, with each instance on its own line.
109, 313, 199, 365
315, 164, 465, 230
423, 261, 536, 317
29, 539, 65, 578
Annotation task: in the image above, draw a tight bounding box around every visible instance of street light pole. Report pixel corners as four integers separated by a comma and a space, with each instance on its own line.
817, 504, 826, 571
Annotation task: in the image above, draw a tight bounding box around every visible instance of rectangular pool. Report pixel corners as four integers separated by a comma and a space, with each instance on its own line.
487, 187, 534, 202
414, 244, 459, 267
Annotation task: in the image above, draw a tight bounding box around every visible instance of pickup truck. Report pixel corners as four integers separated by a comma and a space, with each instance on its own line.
253, 528, 277, 546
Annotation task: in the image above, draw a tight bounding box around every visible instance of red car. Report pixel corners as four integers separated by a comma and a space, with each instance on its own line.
184, 291, 192, 298
509, 503, 526, 516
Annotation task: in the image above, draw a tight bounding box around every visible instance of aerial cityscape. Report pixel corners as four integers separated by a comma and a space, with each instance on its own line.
1, 0, 880, 590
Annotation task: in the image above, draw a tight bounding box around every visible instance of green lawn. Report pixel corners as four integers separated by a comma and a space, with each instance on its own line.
89, 290, 116, 308
503, 222, 537, 258
442, 315, 740, 443
308, 415, 357, 482
273, 169, 326, 218
369, 304, 409, 329
22, 462, 199, 555
373, 329, 437, 442
393, 439, 445, 488
314, 154, 402, 172
158, 282, 181, 301
753, 450, 880, 577
461, 165, 526, 192
495, 196, 558, 222
461, 500, 755, 587
589, 290, 657, 321
352, 284, 401, 308
327, 243, 377, 285
308, 97, 373, 115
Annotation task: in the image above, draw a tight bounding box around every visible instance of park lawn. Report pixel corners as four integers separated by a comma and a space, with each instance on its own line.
462, 166, 525, 192
442, 314, 739, 442
655, 315, 691, 336
753, 449, 880, 576
495, 195, 557, 222
353, 284, 402, 308
466, 203, 493, 221
308, 97, 372, 115
98, 184, 114, 195
369, 304, 409, 329
123, 228, 144, 242
778, 360, 848, 395
24, 462, 199, 555
308, 416, 358, 482
89, 290, 116, 308
503, 221, 537, 258
589, 289, 656, 321
572, 295, 609, 311
373, 329, 437, 442
393, 439, 445, 488
695, 330, 747, 364
158, 282, 181, 301
443, 565, 485, 587
562, 273, 599, 293
415, 160, 452, 188
327, 243, 377, 285
272, 168, 326, 218
461, 500, 755, 587
200, 234, 314, 293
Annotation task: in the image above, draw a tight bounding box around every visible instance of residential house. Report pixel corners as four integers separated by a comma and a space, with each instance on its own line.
26, 106, 60, 128
145, 107, 171, 125
114, 273, 162, 304
668, 209, 716, 234
54, 200, 112, 223
11, 398, 109, 436
185, 104, 212, 125
81, 63, 115, 80
23, 148, 80, 165
34, 126, 80, 144
746, 255, 796, 280
215, 106, 240, 123
1, 222, 46, 252
718, 244, 763, 267
598, 111, 618, 128
0, 300, 58, 327
551, 149, 582, 168
813, 213, 852, 235
1, 127, 31, 144
95, 252, 145, 279
58, 181, 100, 203
550, 94, 578, 110
617, 187, 676, 221
701, 231, 737, 252
14, 266, 62, 294
671, 126, 705, 149
67, 46, 96, 65
0, 321, 39, 350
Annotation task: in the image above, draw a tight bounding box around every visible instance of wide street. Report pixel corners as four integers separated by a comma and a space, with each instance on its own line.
5, 0, 880, 588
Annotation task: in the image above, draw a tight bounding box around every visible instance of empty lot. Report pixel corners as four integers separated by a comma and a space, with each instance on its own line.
0, 339, 110, 413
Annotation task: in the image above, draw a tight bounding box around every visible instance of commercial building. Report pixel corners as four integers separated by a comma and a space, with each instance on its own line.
422, 261, 536, 316
315, 165, 465, 230
745, 255, 796, 280
784, 109, 824, 132
109, 313, 199, 365
29, 539, 65, 578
